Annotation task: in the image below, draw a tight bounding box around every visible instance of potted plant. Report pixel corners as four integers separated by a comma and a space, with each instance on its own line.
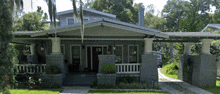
97, 63, 117, 85
41, 65, 62, 87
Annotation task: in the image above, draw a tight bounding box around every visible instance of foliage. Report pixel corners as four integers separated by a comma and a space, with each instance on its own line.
90, 80, 98, 88
94, 84, 116, 89
0, 0, 22, 93
116, 76, 138, 84
101, 63, 116, 74
14, 74, 41, 89
13, 6, 49, 31
40, 84, 61, 89
91, 0, 142, 24
44, 0, 57, 28
45, 65, 62, 74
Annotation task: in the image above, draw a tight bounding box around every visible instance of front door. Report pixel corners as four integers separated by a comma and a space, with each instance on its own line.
92, 47, 102, 72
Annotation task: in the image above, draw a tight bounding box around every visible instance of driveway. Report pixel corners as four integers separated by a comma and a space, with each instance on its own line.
158, 68, 213, 94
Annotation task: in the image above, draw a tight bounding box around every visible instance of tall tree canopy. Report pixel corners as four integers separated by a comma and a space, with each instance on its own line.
0, 0, 23, 93
91, 0, 140, 24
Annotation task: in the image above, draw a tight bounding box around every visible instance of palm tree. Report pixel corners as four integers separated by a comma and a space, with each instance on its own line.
71, 0, 84, 43
44, 0, 85, 42
44, 0, 57, 29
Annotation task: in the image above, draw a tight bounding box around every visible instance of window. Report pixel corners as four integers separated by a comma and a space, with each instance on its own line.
68, 18, 74, 25
129, 46, 138, 63
114, 46, 123, 63
61, 45, 65, 55
83, 18, 89, 22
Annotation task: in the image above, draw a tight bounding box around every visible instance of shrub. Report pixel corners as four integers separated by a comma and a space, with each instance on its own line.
90, 80, 98, 88
164, 62, 179, 75
40, 84, 61, 89
117, 76, 138, 84
101, 63, 116, 74
117, 82, 160, 89
45, 65, 62, 74
94, 84, 116, 89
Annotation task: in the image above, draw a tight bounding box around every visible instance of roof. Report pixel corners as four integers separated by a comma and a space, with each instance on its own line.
57, 8, 116, 18
162, 32, 220, 37
152, 51, 165, 55
13, 18, 169, 38
201, 24, 220, 32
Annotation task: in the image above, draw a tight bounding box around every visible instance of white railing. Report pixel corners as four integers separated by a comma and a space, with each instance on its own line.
15, 64, 46, 74
115, 63, 141, 74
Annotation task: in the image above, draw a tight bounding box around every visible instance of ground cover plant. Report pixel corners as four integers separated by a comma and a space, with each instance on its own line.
88, 90, 169, 94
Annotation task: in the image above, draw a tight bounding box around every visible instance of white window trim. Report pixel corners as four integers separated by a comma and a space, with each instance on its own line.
114, 45, 123, 63
66, 17, 74, 25
86, 45, 108, 70
83, 17, 89, 22
70, 44, 82, 65
128, 45, 139, 63
61, 44, 65, 55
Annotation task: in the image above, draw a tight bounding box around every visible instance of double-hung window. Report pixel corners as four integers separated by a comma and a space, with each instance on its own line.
129, 46, 138, 63
67, 18, 74, 25
114, 46, 123, 63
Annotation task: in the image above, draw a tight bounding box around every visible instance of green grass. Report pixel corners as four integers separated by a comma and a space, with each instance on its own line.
88, 90, 170, 94
202, 78, 220, 94
160, 66, 178, 79
1, 89, 62, 94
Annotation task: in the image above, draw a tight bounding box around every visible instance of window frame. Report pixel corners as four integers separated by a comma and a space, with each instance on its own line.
128, 45, 139, 63
114, 45, 123, 63
66, 17, 74, 25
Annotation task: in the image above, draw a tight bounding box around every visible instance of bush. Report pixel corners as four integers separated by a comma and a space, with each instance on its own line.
101, 63, 116, 74
95, 84, 116, 89
90, 80, 98, 88
164, 62, 179, 75
116, 82, 160, 89
14, 74, 41, 89
45, 65, 62, 74
40, 84, 61, 89
117, 76, 138, 84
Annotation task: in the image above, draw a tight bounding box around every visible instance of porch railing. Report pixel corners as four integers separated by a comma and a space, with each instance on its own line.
115, 63, 141, 74
15, 64, 46, 74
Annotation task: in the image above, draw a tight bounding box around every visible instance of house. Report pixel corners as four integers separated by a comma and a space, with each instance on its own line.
13, 8, 220, 87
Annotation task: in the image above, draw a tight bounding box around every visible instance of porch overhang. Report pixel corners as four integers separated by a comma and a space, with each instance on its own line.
12, 18, 169, 42
154, 32, 220, 43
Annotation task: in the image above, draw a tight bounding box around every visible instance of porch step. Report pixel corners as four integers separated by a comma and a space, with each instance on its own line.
63, 74, 97, 86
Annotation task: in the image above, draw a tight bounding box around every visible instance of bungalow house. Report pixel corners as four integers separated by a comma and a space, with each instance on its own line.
12, 8, 220, 87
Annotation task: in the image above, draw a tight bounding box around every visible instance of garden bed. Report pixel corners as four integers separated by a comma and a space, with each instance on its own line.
88, 90, 169, 94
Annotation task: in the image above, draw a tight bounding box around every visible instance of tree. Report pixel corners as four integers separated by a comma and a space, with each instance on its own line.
91, 0, 139, 24
0, 0, 23, 93
44, 0, 57, 29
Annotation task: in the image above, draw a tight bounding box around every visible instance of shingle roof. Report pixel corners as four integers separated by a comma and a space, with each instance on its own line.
57, 8, 116, 18
162, 32, 220, 37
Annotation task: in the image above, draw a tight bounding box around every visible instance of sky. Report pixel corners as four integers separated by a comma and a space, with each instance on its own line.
23, 0, 168, 16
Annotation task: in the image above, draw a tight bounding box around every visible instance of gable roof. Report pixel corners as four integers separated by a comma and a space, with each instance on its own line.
201, 24, 220, 32
13, 18, 169, 38
57, 8, 116, 18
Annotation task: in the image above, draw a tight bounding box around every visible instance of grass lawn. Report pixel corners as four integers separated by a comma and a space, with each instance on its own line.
202, 78, 220, 94
160, 67, 178, 79
88, 90, 169, 94
1, 89, 63, 94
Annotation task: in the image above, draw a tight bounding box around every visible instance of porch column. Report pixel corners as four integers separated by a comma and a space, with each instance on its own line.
140, 38, 158, 86
27, 44, 38, 64
201, 39, 213, 54
183, 43, 191, 55
190, 39, 216, 87
30, 44, 36, 55
144, 38, 153, 54
49, 37, 61, 54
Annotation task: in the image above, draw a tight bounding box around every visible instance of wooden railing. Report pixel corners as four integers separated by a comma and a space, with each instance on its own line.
115, 63, 141, 74
15, 64, 46, 74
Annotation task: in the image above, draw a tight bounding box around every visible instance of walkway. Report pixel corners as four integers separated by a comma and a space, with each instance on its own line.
158, 68, 213, 94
